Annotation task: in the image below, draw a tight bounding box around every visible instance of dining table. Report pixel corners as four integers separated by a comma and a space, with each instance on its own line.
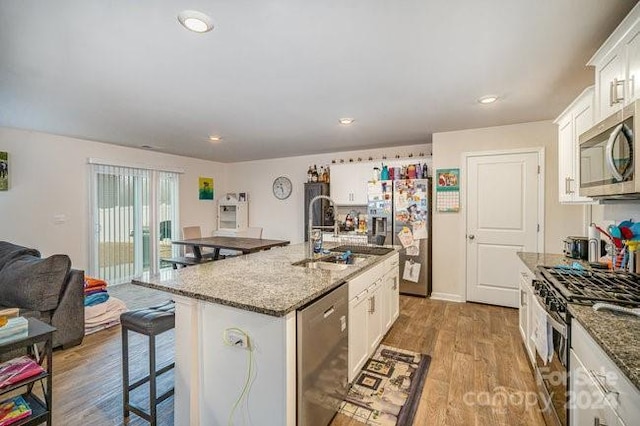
171, 236, 290, 261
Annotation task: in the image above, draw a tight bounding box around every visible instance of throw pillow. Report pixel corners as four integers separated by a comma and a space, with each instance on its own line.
0, 242, 40, 270
0, 254, 71, 311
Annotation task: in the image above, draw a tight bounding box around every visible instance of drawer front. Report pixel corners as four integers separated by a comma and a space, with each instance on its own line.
572, 320, 640, 424
385, 253, 399, 270
348, 261, 386, 299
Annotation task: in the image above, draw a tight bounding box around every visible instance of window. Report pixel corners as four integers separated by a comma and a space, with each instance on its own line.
89, 161, 180, 285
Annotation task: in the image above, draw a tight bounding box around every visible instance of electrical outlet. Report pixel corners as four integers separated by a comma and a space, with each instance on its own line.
224, 329, 249, 349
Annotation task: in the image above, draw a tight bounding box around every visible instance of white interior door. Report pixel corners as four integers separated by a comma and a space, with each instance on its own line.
466, 150, 542, 308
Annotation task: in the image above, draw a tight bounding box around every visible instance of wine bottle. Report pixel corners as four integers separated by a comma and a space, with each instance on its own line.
312, 165, 318, 182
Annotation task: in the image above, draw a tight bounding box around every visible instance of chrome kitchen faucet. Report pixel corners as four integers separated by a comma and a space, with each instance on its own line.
308, 195, 339, 257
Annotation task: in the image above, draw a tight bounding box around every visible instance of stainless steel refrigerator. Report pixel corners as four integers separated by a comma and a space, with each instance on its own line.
368, 179, 432, 297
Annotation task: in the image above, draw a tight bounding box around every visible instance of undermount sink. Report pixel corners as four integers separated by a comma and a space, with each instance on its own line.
291, 254, 367, 270
331, 245, 394, 256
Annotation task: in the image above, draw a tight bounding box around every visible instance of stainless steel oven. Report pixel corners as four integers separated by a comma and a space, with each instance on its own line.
579, 100, 640, 198
531, 291, 569, 426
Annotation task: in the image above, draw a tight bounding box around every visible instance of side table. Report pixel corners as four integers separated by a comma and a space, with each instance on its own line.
0, 318, 56, 426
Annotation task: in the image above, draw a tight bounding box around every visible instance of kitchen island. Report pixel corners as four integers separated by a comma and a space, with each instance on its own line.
133, 243, 400, 426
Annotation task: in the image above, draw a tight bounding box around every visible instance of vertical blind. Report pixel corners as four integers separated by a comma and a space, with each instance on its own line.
89, 163, 180, 285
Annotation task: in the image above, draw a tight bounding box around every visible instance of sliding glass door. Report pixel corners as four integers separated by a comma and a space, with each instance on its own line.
90, 163, 179, 285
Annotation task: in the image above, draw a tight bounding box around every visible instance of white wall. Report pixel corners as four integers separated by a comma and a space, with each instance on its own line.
431, 121, 586, 301
225, 144, 430, 243
0, 127, 227, 270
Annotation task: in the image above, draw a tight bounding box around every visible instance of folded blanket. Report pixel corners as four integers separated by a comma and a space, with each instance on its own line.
84, 276, 108, 289
84, 287, 107, 296
85, 297, 127, 325
85, 320, 121, 335
84, 292, 109, 307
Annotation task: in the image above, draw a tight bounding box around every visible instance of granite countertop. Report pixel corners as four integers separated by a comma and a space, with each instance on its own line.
517, 251, 589, 274
568, 303, 640, 392
132, 243, 399, 317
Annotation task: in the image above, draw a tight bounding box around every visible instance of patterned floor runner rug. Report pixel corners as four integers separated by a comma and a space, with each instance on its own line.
338, 344, 431, 425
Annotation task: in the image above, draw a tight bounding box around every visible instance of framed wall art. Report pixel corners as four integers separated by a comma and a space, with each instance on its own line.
198, 177, 214, 200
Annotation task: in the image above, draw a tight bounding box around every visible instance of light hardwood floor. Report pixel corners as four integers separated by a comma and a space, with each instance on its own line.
47, 285, 545, 425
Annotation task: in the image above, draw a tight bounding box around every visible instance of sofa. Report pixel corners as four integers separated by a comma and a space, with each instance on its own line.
0, 241, 85, 349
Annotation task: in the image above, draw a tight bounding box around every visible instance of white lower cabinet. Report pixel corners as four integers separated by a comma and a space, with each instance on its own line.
348, 289, 370, 382
517, 260, 536, 365
571, 321, 640, 426
348, 254, 400, 383
570, 350, 623, 426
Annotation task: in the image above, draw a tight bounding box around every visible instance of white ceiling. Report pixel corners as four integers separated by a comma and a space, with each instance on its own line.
0, 1, 637, 162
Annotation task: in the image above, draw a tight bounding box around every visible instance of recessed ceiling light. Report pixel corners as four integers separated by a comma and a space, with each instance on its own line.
209, 135, 222, 142
478, 95, 499, 104
178, 10, 214, 33
339, 118, 355, 125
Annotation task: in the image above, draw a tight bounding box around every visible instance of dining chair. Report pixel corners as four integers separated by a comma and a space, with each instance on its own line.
237, 227, 263, 239
182, 226, 216, 258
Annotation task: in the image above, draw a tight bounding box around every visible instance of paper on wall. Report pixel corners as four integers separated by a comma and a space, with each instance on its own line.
406, 242, 420, 256
403, 260, 421, 282
412, 221, 428, 240
397, 227, 414, 248
395, 193, 409, 210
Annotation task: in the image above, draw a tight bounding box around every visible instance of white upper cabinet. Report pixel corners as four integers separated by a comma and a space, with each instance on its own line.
554, 86, 595, 204
589, 3, 640, 121
330, 163, 372, 205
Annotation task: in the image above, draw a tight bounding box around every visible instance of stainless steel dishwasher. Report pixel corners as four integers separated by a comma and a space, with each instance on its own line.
297, 283, 349, 426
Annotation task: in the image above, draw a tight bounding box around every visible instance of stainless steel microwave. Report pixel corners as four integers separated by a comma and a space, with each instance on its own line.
579, 100, 639, 199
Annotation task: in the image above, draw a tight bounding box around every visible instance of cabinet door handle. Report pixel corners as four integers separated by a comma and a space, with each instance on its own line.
590, 370, 619, 398
372, 295, 376, 313
611, 78, 625, 105
392, 278, 398, 290
520, 289, 527, 307
567, 177, 574, 194
610, 80, 615, 107
368, 297, 374, 314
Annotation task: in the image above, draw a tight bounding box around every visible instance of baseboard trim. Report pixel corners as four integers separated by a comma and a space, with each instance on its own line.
430, 292, 464, 303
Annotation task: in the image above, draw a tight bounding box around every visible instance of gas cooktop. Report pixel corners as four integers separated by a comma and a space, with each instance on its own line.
537, 266, 640, 306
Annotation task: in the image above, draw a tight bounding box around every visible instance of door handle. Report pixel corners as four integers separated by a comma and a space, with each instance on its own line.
613, 77, 625, 104
468, 235, 475, 240
566, 177, 574, 194
610, 80, 615, 107
594, 417, 607, 426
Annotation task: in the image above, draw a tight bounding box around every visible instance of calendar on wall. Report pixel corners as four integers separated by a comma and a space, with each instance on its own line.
435, 168, 460, 212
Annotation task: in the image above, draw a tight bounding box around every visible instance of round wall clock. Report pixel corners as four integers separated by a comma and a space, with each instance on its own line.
272, 176, 292, 200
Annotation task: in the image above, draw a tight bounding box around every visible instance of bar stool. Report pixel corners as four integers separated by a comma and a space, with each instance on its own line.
121, 300, 175, 425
